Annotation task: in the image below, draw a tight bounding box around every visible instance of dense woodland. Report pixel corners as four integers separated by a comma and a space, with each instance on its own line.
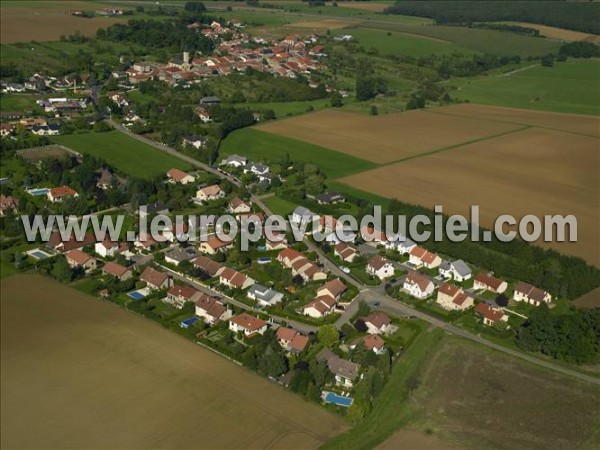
384, 1, 600, 35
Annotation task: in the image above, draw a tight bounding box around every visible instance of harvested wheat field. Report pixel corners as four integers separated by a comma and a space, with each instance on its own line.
412, 337, 600, 449
500, 22, 600, 43
0, 275, 347, 449
257, 109, 524, 164
341, 126, 599, 265
1, 2, 128, 43
288, 19, 352, 30
431, 103, 600, 137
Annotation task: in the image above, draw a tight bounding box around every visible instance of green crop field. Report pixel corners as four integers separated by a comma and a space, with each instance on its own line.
263, 196, 297, 216
219, 128, 378, 179
237, 99, 332, 118
363, 22, 561, 56
451, 59, 600, 115
334, 27, 477, 57
0, 94, 43, 113
52, 131, 190, 179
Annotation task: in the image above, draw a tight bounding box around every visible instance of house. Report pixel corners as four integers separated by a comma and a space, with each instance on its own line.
228, 313, 267, 337
358, 310, 390, 333
96, 168, 125, 190
243, 163, 270, 176
475, 303, 509, 327
303, 295, 336, 318
167, 168, 195, 185
440, 259, 472, 282
219, 267, 254, 290
166, 285, 202, 309
358, 334, 386, 355
367, 255, 394, 280
46, 231, 97, 253
0, 123, 16, 137
31, 124, 60, 136
0, 195, 19, 216
140, 266, 170, 290
195, 294, 232, 325
47, 186, 78, 203
134, 233, 157, 251
334, 242, 359, 263
94, 240, 127, 258
513, 281, 552, 306
192, 255, 224, 277
181, 135, 206, 149
409, 246, 442, 269
247, 284, 284, 307
195, 106, 213, 123
319, 215, 337, 235
436, 283, 474, 311
164, 247, 198, 266
276, 327, 309, 353
200, 96, 221, 105
199, 235, 234, 255
220, 154, 247, 168
196, 184, 224, 202
102, 261, 132, 281
228, 197, 251, 214
474, 273, 507, 294
316, 191, 345, 205
266, 234, 288, 251
316, 348, 360, 388
393, 238, 417, 255
317, 278, 347, 300
403, 271, 435, 299
291, 258, 327, 282
291, 206, 318, 228
277, 248, 304, 268
360, 226, 388, 246
138, 201, 169, 218
65, 249, 97, 272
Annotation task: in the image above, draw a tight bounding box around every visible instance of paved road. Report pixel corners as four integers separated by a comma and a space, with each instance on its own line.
108, 121, 600, 386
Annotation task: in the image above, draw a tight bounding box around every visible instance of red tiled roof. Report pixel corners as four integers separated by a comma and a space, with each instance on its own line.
168, 285, 199, 300
141, 266, 168, 288
368, 255, 390, 271
475, 273, 505, 290
363, 334, 385, 351
230, 313, 266, 332
318, 278, 347, 298
167, 168, 192, 182
65, 249, 93, 265
50, 186, 78, 198
363, 312, 391, 329
475, 303, 505, 322
405, 271, 432, 292
102, 261, 129, 277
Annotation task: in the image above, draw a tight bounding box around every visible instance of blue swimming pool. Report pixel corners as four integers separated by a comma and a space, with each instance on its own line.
180, 317, 199, 328
127, 290, 147, 300
29, 250, 51, 260
28, 188, 49, 196
323, 392, 353, 407
257, 257, 271, 264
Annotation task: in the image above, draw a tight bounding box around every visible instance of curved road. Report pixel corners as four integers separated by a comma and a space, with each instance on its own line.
108, 120, 600, 386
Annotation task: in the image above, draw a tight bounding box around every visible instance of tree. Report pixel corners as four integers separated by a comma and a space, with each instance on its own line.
264, 109, 276, 120
495, 293, 509, 307
330, 91, 343, 108
51, 256, 73, 282
541, 53, 554, 67
317, 324, 339, 348
370, 105, 379, 116
184, 1, 206, 12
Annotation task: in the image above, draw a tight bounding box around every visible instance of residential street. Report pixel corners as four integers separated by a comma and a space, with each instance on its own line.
108, 121, 600, 387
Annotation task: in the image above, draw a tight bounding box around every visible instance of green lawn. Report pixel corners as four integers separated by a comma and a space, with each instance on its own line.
219, 128, 378, 179
451, 59, 600, 115
0, 93, 43, 113
322, 326, 442, 450
334, 27, 477, 57
263, 196, 297, 216
52, 131, 190, 179
363, 22, 561, 56
237, 99, 332, 118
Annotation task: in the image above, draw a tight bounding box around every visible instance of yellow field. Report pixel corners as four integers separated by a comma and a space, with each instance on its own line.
1, 2, 129, 43
500, 21, 600, 43
257, 109, 524, 164
341, 126, 599, 265
1, 275, 347, 449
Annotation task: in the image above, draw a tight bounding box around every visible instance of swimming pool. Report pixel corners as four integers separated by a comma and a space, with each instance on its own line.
323, 392, 353, 407
27, 249, 52, 260
180, 317, 199, 328
28, 188, 50, 196
127, 290, 148, 300
257, 257, 271, 264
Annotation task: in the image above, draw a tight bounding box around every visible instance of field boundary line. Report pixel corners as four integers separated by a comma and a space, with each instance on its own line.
426, 106, 600, 139
377, 125, 531, 167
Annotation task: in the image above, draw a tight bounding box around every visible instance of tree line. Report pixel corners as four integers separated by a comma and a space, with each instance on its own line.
384, 1, 600, 35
